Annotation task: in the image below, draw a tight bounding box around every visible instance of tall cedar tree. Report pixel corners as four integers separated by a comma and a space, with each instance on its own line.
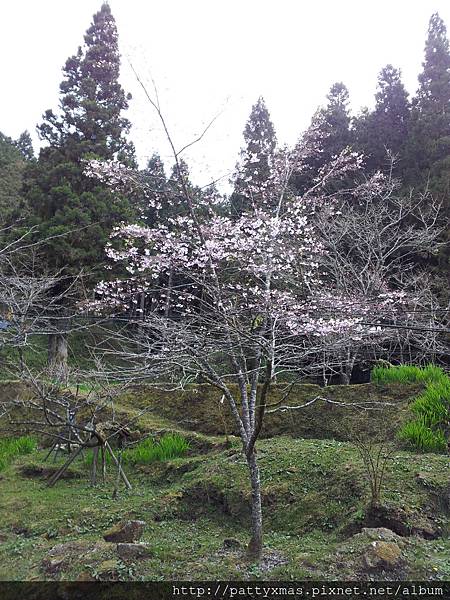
22, 3, 135, 379
291, 82, 352, 194
405, 13, 450, 283
406, 13, 450, 192
354, 66, 410, 175
24, 2, 136, 280
14, 131, 34, 162
230, 97, 277, 217
0, 132, 32, 221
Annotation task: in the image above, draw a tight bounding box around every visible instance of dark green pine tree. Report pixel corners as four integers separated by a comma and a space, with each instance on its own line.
405, 13, 450, 289
0, 132, 28, 221
23, 2, 136, 379
405, 13, 450, 191
354, 65, 410, 175
139, 153, 167, 226
25, 2, 136, 278
168, 158, 206, 216
13, 131, 34, 161
321, 82, 352, 159
230, 97, 277, 216
292, 82, 352, 194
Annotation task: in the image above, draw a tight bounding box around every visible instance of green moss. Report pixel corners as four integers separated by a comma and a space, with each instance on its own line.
116, 382, 419, 442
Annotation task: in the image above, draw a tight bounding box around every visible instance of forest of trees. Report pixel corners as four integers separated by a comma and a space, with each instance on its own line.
0, 3, 449, 380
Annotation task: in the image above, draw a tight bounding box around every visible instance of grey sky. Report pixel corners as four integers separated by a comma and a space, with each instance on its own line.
1, 0, 450, 190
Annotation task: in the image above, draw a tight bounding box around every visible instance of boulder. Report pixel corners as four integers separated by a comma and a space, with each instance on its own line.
116, 542, 152, 561
411, 518, 441, 540
76, 570, 96, 582
103, 520, 145, 543
363, 541, 402, 570
361, 527, 403, 543
96, 559, 119, 580
42, 540, 90, 574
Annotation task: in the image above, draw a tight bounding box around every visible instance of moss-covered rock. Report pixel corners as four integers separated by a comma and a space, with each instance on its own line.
103, 520, 146, 543
363, 540, 403, 570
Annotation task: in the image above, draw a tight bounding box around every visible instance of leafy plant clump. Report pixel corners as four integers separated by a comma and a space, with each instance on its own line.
85, 433, 191, 467
372, 363, 446, 385
376, 365, 450, 453
0, 436, 37, 471
399, 419, 447, 453
126, 433, 191, 464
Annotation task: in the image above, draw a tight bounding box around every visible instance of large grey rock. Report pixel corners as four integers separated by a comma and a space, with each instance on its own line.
361, 527, 402, 542
42, 540, 91, 574
116, 542, 152, 561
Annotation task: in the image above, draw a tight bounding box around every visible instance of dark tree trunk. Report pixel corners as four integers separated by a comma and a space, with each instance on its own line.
48, 332, 68, 383
338, 350, 356, 385
246, 450, 263, 558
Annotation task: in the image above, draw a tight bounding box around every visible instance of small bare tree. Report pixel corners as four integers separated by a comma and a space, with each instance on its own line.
0, 362, 134, 489
351, 408, 396, 510
313, 168, 445, 379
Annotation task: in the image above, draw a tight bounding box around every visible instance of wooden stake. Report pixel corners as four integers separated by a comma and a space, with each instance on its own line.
91, 446, 99, 486
105, 441, 132, 490
101, 444, 106, 483
47, 444, 84, 487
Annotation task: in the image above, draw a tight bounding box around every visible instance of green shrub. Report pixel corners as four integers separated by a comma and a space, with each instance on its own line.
157, 432, 191, 460
0, 436, 38, 471
125, 433, 190, 464
398, 419, 447, 453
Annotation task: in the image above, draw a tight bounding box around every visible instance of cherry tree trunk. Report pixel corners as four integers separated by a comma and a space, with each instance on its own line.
48, 332, 68, 383
246, 450, 263, 558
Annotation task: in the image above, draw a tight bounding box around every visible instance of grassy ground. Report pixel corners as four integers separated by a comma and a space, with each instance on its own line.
0, 430, 449, 581
0, 378, 449, 581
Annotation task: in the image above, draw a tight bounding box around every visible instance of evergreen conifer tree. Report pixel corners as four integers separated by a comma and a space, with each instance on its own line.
14, 131, 34, 161
23, 2, 136, 379
406, 13, 450, 190
0, 132, 27, 220
292, 82, 352, 194
25, 2, 136, 278
354, 66, 409, 175
230, 97, 277, 216
405, 13, 450, 288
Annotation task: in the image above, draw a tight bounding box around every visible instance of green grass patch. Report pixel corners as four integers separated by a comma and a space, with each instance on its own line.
0, 436, 37, 471
372, 363, 446, 385
85, 433, 191, 467
376, 365, 450, 453
1, 437, 450, 581
399, 419, 447, 453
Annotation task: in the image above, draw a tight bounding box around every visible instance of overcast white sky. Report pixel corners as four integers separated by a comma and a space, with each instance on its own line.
1, 0, 450, 189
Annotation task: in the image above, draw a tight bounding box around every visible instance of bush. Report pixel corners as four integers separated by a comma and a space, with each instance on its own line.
0, 436, 37, 471
412, 379, 450, 427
